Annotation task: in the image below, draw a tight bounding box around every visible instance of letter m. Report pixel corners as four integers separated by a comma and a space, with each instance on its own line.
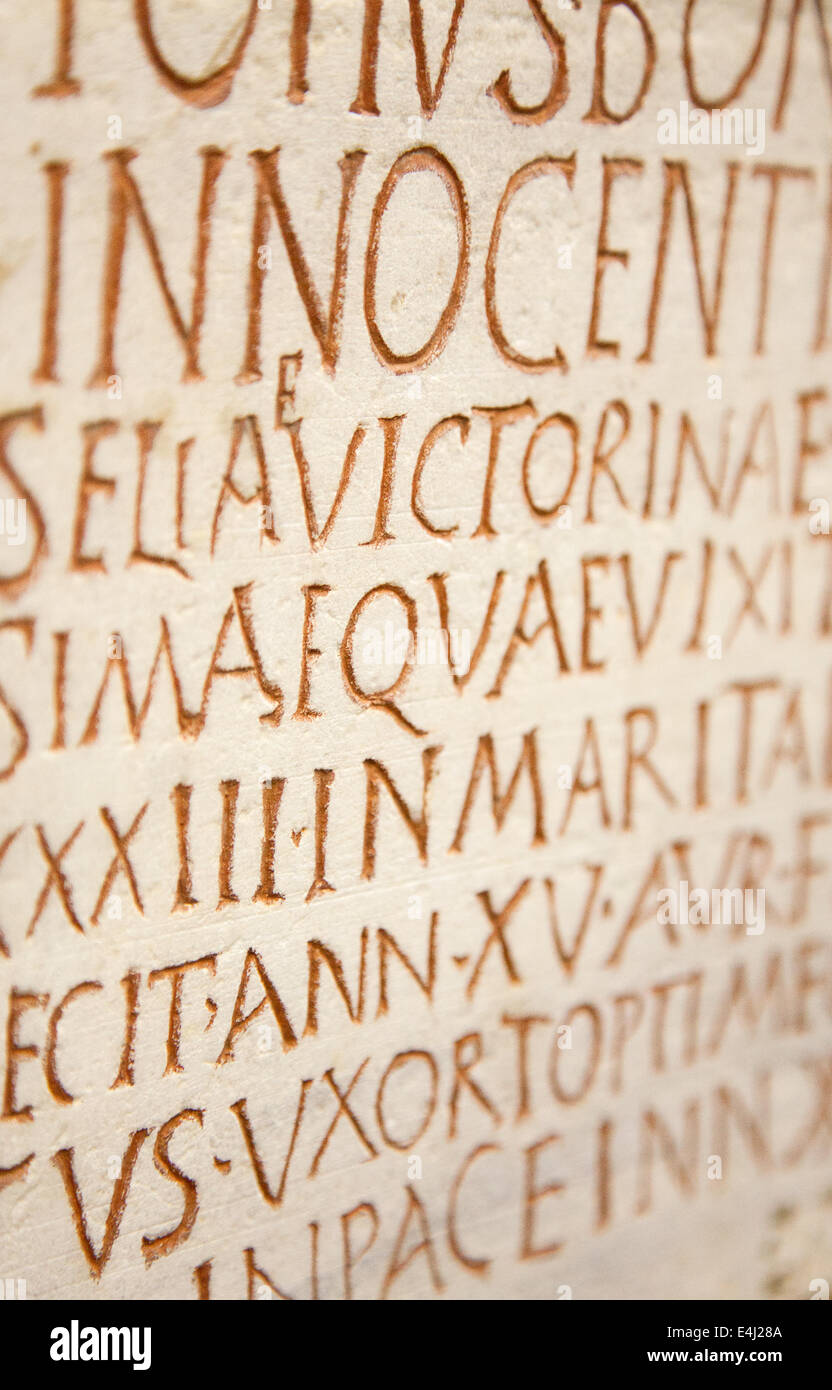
451, 729, 546, 852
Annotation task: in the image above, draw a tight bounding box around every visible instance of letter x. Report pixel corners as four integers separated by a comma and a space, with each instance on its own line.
309, 1061, 378, 1176
27, 822, 85, 936
91, 804, 148, 925
725, 545, 773, 645
0, 828, 21, 956
467, 878, 531, 999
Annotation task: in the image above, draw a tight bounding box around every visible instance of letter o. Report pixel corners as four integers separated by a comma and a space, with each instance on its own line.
364, 146, 470, 373
522, 412, 579, 518
683, 0, 772, 110
375, 1049, 439, 1150
549, 1003, 602, 1104
134, 0, 260, 108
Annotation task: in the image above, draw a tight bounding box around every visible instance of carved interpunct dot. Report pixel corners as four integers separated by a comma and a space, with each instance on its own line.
1, 0, 830, 1310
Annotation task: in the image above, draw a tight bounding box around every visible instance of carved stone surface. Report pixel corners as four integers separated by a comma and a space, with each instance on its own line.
1, 0, 831, 1301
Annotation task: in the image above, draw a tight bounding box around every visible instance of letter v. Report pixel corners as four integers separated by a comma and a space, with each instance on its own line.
230, 1078, 312, 1206
52, 1128, 150, 1278
545, 866, 602, 977
409, 0, 466, 115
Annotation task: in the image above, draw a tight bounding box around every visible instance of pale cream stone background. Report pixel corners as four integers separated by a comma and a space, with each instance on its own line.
0, 0, 830, 1299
